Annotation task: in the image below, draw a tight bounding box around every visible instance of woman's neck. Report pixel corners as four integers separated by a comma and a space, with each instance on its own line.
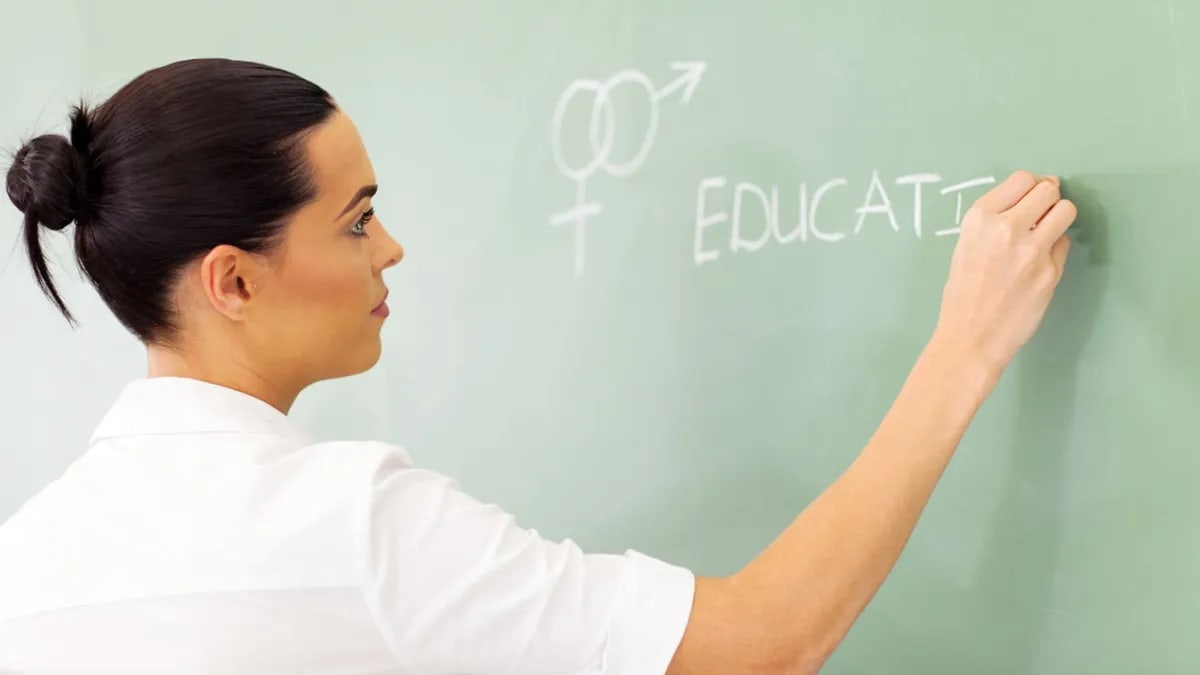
146, 342, 302, 413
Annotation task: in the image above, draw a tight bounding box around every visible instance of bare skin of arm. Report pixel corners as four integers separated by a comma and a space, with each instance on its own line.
667, 171, 1077, 674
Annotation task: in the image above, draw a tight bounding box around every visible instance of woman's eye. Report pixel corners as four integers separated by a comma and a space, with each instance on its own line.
351, 207, 375, 238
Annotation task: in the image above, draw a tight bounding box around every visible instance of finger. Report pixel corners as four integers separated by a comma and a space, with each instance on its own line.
974, 170, 1040, 213
1034, 198, 1078, 246
1006, 178, 1061, 227
1050, 234, 1071, 281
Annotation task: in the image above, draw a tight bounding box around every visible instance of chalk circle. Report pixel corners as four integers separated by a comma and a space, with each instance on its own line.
551, 78, 613, 182
589, 69, 660, 178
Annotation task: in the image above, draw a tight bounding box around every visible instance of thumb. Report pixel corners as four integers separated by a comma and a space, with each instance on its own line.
1050, 235, 1071, 282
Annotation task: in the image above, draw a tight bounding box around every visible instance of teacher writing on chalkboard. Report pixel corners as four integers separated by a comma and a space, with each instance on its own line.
0, 59, 1076, 674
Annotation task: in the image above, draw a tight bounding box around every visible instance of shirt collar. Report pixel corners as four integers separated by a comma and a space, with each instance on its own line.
90, 376, 311, 446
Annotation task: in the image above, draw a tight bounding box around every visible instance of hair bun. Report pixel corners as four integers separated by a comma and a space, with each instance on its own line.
6, 131, 90, 232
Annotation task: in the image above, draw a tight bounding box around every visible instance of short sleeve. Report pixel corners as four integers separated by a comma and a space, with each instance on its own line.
354, 447, 695, 675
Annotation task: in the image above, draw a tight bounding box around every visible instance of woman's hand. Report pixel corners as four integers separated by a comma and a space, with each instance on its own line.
935, 171, 1077, 378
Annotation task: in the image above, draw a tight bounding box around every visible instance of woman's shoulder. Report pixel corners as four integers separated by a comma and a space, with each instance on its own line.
291, 439, 418, 485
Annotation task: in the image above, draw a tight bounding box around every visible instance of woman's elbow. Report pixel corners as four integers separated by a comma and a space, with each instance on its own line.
669, 575, 838, 675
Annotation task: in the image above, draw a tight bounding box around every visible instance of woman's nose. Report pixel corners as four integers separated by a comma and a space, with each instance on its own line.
375, 222, 404, 270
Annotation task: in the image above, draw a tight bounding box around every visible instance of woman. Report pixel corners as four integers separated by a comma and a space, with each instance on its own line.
0, 59, 1075, 674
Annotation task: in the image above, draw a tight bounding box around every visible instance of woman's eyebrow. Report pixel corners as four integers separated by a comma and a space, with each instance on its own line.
337, 185, 378, 218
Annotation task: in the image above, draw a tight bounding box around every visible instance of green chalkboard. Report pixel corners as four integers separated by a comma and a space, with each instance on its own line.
5, 1, 1200, 672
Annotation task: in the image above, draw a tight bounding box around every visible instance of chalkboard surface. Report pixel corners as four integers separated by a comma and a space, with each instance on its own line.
2, 2, 1197, 672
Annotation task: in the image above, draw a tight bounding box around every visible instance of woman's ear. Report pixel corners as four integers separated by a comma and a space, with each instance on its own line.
199, 245, 263, 320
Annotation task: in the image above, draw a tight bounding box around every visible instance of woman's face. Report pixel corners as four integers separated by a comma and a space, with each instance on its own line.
242, 109, 405, 384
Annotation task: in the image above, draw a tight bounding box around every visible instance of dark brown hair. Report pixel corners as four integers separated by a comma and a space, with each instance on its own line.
5, 58, 337, 342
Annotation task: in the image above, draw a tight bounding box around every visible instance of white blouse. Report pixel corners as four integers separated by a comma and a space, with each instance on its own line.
0, 376, 695, 674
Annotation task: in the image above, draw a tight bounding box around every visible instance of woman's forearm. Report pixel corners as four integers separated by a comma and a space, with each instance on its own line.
727, 335, 996, 671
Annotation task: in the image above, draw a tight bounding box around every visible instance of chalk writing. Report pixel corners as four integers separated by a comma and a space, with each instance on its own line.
694, 173, 996, 265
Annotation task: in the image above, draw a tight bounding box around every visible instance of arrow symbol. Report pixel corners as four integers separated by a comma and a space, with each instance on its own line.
653, 61, 707, 104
